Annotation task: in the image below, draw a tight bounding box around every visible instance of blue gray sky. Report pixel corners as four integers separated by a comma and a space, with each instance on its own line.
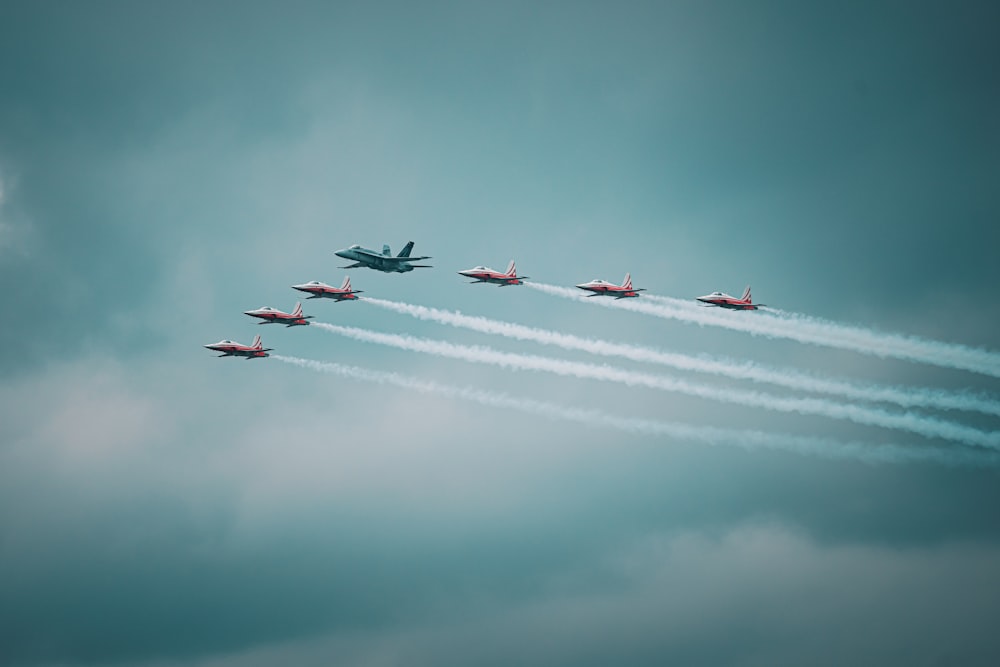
2, 1, 1000, 665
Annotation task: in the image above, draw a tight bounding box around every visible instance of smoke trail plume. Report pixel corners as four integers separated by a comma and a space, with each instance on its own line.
312, 322, 1000, 449
364, 297, 1000, 417
525, 283, 1000, 378
272, 355, 997, 467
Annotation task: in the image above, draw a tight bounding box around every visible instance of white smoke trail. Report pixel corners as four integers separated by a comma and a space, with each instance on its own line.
272, 355, 997, 467
312, 322, 1000, 449
526, 283, 1000, 378
363, 297, 1000, 417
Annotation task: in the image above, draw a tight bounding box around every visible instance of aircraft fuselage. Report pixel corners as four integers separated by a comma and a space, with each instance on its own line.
334, 243, 432, 273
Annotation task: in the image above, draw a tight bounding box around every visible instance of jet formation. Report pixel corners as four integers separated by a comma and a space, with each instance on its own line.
207, 238, 763, 359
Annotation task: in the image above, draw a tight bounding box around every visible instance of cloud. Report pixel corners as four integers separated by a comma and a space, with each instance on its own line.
0, 170, 31, 259
2, 352, 1000, 667
117, 522, 1000, 667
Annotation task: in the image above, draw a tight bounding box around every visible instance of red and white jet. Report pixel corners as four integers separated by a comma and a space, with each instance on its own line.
292, 276, 362, 301
576, 273, 645, 299
244, 302, 313, 326
203, 335, 272, 359
696, 286, 761, 310
457, 260, 529, 286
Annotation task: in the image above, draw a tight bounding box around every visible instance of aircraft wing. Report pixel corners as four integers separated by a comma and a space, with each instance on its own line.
339, 262, 366, 268
371, 255, 432, 263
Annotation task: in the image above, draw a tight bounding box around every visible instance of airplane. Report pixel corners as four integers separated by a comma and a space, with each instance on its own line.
576, 273, 645, 299
244, 302, 313, 326
292, 276, 362, 301
457, 260, 529, 286
696, 286, 761, 310
204, 335, 272, 359
334, 241, 432, 273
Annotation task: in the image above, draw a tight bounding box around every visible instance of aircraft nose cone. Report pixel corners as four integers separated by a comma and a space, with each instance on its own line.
334, 250, 349, 259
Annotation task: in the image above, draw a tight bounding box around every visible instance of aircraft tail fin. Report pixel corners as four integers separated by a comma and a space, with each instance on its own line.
742, 285, 752, 303
292, 302, 303, 317
251, 334, 262, 349
505, 260, 516, 276
382, 244, 392, 256
622, 273, 633, 290
397, 241, 415, 258
340, 276, 352, 291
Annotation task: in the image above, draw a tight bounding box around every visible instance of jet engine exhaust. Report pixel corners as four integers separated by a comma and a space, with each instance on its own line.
272, 354, 999, 468
526, 283, 1000, 379
311, 322, 1000, 450
362, 297, 1000, 417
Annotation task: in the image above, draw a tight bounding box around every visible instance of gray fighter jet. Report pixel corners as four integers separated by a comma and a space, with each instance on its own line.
334, 241, 432, 273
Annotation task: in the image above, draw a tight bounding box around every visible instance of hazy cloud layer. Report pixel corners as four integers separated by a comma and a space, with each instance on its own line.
157, 522, 1000, 667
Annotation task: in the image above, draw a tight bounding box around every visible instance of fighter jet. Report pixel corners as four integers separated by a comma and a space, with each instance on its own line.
334, 241, 432, 273
244, 302, 313, 326
204, 335, 272, 359
696, 286, 761, 310
576, 273, 645, 299
458, 260, 529, 286
292, 276, 362, 301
